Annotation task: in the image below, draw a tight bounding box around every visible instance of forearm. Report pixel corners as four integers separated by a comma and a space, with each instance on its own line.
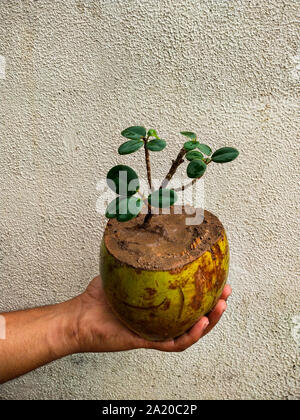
0, 299, 80, 383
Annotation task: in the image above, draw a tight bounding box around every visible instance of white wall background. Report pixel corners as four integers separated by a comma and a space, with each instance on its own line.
0, 0, 299, 400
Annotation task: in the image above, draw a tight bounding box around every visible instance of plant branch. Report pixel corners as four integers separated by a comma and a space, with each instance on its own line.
174, 178, 197, 192
143, 136, 153, 191
137, 190, 150, 208
142, 146, 187, 228
142, 146, 187, 227
142, 136, 154, 227
174, 159, 212, 192
160, 147, 187, 189
138, 190, 153, 225
142, 209, 153, 228
174, 159, 211, 192
142, 146, 208, 228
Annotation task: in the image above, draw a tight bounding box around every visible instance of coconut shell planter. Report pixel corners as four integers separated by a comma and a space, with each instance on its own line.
100, 127, 238, 341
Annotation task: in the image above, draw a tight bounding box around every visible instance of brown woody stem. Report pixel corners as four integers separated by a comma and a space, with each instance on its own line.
174, 178, 197, 192
137, 190, 149, 207
143, 137, 152, 191
160, 147, 187, 189
174, 159, 211, 192
142, 209, 152, 227
142, 136, 154, 227
143, 146, 187, 227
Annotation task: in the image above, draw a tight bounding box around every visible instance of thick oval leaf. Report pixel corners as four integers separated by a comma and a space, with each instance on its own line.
184, 140, 200, 151
148, 189, 178, 208
117, 196, 143, 222
186, 150, 204, 161
146, 139, 166, 152
187, 159, 207, 178
180, 131, 197, 141
147, 129, 158, 138
118, 139, 143, 155
105, 197, 143, 222
197, 143, 212, 156
121, 126, 146, 140
107, 165, 139, 196
105, 197, 120, 219
211, 147, 239, 163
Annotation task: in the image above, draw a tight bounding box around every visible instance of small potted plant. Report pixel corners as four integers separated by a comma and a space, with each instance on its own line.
100, 126, 239, 341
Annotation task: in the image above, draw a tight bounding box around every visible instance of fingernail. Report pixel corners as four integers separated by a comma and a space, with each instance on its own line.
204, 319, 209, 329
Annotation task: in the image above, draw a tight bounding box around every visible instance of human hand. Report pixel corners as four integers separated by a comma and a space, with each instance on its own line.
73, 276, 231, 353
0, 275, 230, 384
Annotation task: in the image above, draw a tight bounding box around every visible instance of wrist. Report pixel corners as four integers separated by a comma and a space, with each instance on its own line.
47, 297, 83, 359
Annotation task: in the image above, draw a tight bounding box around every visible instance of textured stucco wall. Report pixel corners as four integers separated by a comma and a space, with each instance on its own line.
0, 0, 299, 400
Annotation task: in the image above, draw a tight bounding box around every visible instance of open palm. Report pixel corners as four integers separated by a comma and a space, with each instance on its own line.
76, 275, 231, 353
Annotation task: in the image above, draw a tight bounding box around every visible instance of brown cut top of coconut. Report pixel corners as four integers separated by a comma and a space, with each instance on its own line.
103, 207, 225, 271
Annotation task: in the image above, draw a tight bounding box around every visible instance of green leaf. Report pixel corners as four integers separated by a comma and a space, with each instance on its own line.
105, 197, 143, 222
118, 139, 143, 155
184, 140, 200, 151
187, 159, 207, 179
117, 196, 143, 222
146, 139, 166, 152
148, 189, 178, 208
121, 126, 146, 140
147, 129, 159, 138
186, 150, 204, 161
180, 131, 197, 141
211, 147, 239, 163
107, 165, 139, 197
105, 198, 120, 219
197, 143, 212, 156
